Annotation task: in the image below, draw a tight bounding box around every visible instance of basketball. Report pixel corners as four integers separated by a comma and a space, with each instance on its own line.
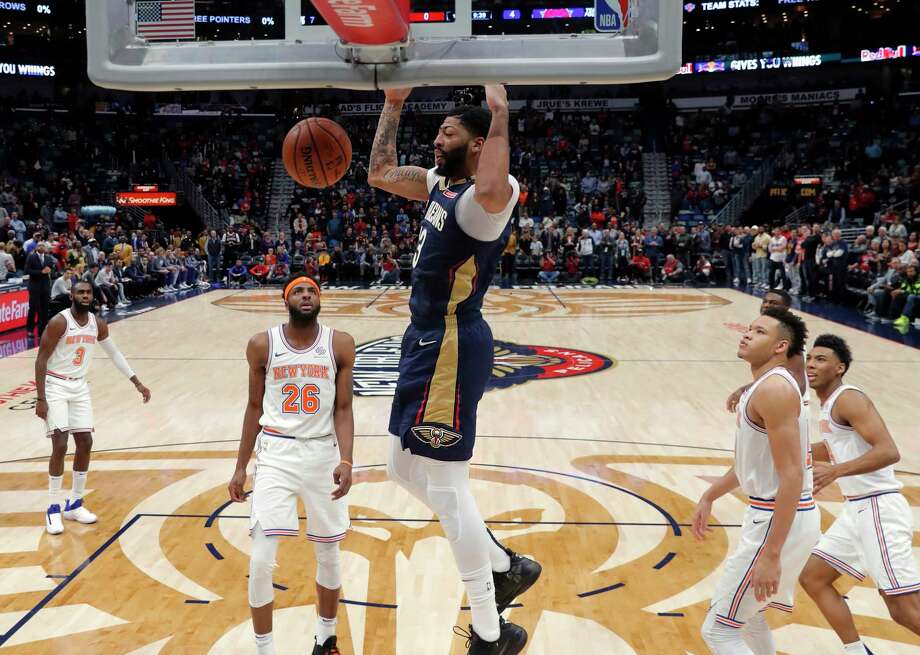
282, 117, 352, 188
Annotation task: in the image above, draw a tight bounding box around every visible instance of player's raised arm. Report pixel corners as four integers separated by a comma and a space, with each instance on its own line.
474, 84, 514, 213
229, 332, 269, 502
367, 87, 430, 201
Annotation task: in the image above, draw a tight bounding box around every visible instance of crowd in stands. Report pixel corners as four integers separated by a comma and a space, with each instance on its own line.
668, 105, 768, 217
2, 94, 920, 335
1, 220, 213, 319
167, 116, 274, 225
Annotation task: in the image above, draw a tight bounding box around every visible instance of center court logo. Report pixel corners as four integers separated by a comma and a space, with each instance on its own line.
352, 336, 614, 396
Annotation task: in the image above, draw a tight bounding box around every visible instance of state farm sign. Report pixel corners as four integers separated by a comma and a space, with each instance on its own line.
0, 288, 29, 332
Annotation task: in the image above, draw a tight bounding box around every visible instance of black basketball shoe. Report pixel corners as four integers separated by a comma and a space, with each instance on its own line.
455, 618, 528, 655
311, 636, 341, 655
491, 536, 542, 614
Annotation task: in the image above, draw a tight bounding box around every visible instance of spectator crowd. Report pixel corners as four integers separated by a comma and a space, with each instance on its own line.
2, 93, 919, 336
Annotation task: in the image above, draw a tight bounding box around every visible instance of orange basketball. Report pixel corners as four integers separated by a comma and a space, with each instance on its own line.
282, 117, 352, 188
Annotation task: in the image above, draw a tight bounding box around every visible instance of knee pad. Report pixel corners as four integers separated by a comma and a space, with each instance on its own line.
428, 485, 462, 542
248, 528, 279, 608
314, 541, 342, 590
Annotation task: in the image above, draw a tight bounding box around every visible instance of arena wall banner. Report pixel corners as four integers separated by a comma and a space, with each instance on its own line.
734, 87, 863, 107
526, 98, 638, 111
115, 192, 177, 207
673, 87, 863, 110
335, 100, 457, 115
0, 61, 56, 78
332, 97, 638, 115
0, 288, 28, 333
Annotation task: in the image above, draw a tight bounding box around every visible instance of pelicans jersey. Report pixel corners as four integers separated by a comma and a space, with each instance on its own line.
709, 366, 820, 630
812, 384, 918, 596
408, 171, 514, 325
250, 323, 349, 542
260, 324, 336, 440
43, 309, 98, 437
390, 169, 518, 462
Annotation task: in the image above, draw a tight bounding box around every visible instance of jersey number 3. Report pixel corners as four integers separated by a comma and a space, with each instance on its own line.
281, 383, 320, 414
72, 347, 86, 367
412, 227, 428, 269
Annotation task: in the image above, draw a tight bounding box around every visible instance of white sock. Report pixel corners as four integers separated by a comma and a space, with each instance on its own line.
254, 631, 275, 655
463, 563, 500, 642
487, 530, 511, 573
71, 471, 88, 500
843, 642, 869, 654
48, 475, 63, 507
316, 616, 337, 644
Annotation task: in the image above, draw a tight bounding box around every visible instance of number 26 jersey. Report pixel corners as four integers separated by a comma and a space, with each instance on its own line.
260, 324, 337, 439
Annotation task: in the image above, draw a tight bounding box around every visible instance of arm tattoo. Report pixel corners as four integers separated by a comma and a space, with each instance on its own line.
370, 102, 402, 175
382, 167, 426, 184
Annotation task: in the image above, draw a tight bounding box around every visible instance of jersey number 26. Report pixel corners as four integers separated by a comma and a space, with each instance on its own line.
281, 383, 320, 414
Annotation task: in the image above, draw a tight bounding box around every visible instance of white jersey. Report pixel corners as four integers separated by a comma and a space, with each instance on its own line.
260, 324, 337, 439
735, 366, 814, 504
46, 309, 98, 380
820, 384, 901, 499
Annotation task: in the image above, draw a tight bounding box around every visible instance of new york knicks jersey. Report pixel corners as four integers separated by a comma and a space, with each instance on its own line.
820, 384, 901, 498
260, 324, 337, 439
735, 366, 813, 501
409, 173, 514, 325
46, 309, 98, 380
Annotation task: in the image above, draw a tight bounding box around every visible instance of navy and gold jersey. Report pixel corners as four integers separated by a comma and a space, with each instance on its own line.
389, 171, 516, 461
408, 175, 513, 326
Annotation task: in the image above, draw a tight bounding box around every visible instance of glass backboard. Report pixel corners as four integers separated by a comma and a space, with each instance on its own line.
86, 0, 681, 91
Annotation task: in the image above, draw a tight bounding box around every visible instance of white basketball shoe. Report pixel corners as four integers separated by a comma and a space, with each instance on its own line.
63, 498, 97, 524
46, 504, 64, 535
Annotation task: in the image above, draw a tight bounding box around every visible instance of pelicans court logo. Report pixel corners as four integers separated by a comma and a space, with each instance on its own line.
351, 336, 615, 396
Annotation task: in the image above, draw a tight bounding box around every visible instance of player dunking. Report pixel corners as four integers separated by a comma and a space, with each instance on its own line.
693, 308, 819, 654
34, 279, 151, 535
799, 334, 919, 653
368, 85, 540, 654
228, 276, 356, 655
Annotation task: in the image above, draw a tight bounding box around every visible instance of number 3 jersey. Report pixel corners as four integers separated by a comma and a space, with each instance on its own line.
409, 169, 518, 326
47, 309, 98, 379
261, 324, 337, 439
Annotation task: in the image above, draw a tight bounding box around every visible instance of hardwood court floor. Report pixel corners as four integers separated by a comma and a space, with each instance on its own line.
0, 287, 917, 654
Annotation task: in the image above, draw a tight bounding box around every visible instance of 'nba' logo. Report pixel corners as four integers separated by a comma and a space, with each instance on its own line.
594, 0, 632, 32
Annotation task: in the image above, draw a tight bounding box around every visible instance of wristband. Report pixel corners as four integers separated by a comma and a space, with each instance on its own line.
340, 460, 353, 467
